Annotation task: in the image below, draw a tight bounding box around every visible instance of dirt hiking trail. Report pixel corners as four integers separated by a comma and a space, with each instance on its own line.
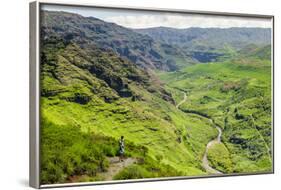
99, 157, 138, 181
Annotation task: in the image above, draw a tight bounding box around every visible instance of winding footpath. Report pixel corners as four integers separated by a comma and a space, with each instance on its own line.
176, 92, 187, 109
176, 92, 223, 175
99, 157, 138, 181
68, 157, 137, 182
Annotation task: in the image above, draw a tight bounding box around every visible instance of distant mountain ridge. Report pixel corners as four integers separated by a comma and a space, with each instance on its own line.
41, 10, 271, 68
135, 26, 271, 50
41, 11, 195, 71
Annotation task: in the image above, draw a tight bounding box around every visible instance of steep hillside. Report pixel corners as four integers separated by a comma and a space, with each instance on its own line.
41, 35, 175, 104
40, 36, 219, 184
41, 11, 194, 71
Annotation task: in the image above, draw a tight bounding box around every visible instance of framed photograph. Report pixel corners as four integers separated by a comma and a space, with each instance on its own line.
29, 1, 274, 188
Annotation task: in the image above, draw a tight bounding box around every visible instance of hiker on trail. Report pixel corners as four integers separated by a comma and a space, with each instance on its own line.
119, 136, 125, 162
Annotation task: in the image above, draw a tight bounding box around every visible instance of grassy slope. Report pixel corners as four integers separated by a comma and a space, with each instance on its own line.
158, 58, 272, 173
40, 39, 221, 184
41, 31, 272, 184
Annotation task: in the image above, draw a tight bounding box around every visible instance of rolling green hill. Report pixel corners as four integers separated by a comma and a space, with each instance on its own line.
237, 44, 271, 60
158, 54, 272, 173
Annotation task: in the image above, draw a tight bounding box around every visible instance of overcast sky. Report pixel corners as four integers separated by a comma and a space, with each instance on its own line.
42, 4, 272, 29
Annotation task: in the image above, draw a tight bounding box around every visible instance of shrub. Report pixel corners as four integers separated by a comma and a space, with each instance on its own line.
40, 118, 111, 184
113, 165, 150, 180
113, 156, 182, 180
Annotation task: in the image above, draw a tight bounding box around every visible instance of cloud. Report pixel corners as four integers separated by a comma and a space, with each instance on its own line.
42, 4, 272, 29
104, 14, 272, 29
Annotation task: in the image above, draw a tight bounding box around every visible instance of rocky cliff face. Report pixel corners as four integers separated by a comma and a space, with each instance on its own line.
41, 11, 189, 71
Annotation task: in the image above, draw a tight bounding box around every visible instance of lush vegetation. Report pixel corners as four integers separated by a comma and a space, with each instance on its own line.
40, 118, 111, 184
159, 54, 272, 173
40, 116, 183, 184
40, 37, 216, 184
113, 157, 182, 180
207, 143, 233, 173
40, 10, 272, 184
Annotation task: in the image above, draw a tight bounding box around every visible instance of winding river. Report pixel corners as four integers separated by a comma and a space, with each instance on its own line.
202, 119, 223, 174
176, 92, 223, 174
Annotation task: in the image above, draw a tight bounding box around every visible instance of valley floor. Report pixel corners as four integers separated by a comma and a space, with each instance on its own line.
159, 60, 272, 174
